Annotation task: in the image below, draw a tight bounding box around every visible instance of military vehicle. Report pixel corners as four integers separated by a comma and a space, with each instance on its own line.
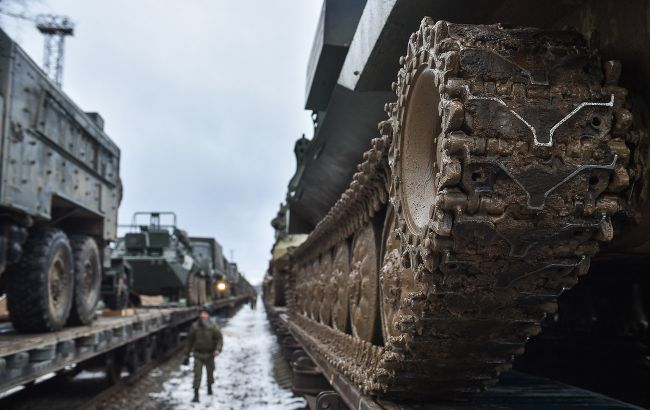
0, 29, 121, 332
190, 236, 229, 299
221, 258, 256, 300
108, 212, 209, 306
263, 202, 308, 308
273, 0, 650, 401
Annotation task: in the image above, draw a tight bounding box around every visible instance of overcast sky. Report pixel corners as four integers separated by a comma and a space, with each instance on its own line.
1, 0, 322, 284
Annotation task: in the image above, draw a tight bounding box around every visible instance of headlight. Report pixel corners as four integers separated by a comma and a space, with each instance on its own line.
217, 282, 227, 291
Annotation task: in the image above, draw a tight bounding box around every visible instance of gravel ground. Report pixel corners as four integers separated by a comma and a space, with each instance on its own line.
93, 298, 306, 410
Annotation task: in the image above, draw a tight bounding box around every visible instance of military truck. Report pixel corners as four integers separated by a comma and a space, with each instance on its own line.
0, 29, 121, 332
190, 236, 229, 299
108, 212, 209, 306
276, 0, 650, 402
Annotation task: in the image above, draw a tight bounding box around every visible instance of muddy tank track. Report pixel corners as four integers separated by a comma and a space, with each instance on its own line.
287, 20, 637, 399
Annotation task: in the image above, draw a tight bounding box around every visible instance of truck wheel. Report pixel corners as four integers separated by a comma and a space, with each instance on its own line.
68, 236, 101, 325
6, 229, 74, 332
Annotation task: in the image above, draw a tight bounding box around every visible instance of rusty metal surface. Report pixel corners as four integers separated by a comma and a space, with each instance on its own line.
285, 19, 639, 400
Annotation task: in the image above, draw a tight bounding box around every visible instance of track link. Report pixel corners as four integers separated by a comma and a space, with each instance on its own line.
288, 20, 637, 400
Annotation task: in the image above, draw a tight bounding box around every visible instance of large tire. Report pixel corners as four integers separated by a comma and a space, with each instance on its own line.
68, 236, 102, 325
6, 229, 74, 332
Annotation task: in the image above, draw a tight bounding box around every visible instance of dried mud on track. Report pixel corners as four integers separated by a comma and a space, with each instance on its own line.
91, 298, 306, 410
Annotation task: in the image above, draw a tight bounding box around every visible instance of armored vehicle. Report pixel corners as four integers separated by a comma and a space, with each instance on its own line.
108, 212, 209, 306
222, 259, 255, 299
0, 29, 121, 332
274, 0, 650, 402
190, 236, 229, 299
264, 203, 307, 308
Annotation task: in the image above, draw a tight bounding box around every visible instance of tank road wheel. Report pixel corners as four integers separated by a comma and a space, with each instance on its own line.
298, 266, 310, 316
349, 224, 379, 343
379, 208, 418, 342
318, 251, 334, 325
378, 20, 635, 396
309, 260, 321, 320
68, 236, 102, 325
331, 242, 351, 332
5, 229, 74, 332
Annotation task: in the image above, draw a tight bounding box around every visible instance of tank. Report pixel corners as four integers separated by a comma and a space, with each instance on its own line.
108, 212, 209, 307
263, 204, 308, 308
274, 0, 650, 402
0, 29, 121, 332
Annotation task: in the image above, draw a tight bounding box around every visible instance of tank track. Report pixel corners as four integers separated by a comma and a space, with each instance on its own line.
287, 20, 636, 399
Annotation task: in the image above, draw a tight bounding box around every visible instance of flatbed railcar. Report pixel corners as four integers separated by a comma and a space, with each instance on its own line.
0, 295, 249, 395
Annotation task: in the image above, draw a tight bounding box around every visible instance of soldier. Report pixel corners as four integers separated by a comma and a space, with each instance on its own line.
185, 308, 223, 403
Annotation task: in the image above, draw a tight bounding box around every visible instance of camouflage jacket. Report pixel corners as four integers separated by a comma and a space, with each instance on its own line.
187, 320, 223, 355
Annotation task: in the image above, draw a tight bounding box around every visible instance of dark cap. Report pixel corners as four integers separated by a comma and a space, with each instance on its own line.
199, 307, 210, 314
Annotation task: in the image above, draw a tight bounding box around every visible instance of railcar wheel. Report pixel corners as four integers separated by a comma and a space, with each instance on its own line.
349, 224, 379, 342
331, 242, 351, 332
105, 350, 124, 385
124, 343, 138, 374
105, 272, 130, 311
6, 229, 74, 332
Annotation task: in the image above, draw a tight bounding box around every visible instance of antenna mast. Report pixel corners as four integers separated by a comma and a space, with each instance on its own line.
35, 14, 74, 86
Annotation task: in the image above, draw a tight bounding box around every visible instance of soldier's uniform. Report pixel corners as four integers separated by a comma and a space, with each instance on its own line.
186, 319, 223, 393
